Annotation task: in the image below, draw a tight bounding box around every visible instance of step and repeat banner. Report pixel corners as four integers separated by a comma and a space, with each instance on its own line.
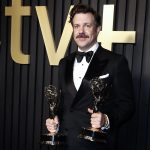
0, 0, 150, 150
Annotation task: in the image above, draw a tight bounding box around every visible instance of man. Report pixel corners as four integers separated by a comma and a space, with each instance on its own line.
46, 4, 134, 150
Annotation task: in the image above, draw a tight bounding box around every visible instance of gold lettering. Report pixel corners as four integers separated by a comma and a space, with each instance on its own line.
5, 0, 31, 64
5, 3, 136, 65
36, 6, 73, 66
99, 5, 136, 50
36, 5, 136, 65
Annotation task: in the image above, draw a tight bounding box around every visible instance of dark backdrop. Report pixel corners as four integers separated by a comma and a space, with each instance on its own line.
0, 0, 150, 150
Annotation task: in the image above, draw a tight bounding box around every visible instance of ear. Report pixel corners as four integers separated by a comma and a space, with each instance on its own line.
96, 26, 101, 35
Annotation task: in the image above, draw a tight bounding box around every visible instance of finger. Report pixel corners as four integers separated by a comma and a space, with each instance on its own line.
88, 108, 93, 114
46, 119, 54, 126
47, 123, 58, 133
91, 124, 101, 128
46, 119, 52, 126
91, 119, 101, 128
91, 112, 102, 118
91, 117, 101, 123
90, 114, 102, 128
46, 118, 51, 124
47, 127, 57, 133
91, 120, 101, 126
54, 116, 59, 124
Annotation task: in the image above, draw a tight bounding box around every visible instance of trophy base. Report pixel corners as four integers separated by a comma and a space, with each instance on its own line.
78, 127, 107, 143
40, 133, 66, 145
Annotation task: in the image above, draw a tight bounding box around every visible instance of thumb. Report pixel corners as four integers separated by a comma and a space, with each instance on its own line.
88, 108, 93, 114
54, 116, 59, 124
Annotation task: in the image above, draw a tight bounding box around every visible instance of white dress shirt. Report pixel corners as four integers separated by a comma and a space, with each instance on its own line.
73, 42, 99, 90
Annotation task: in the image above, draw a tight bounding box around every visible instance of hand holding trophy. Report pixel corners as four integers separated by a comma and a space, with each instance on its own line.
40, 85, 66, 145
79, 74, 109, 143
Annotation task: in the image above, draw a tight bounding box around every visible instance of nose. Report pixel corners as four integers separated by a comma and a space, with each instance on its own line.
78, 26, 84, 33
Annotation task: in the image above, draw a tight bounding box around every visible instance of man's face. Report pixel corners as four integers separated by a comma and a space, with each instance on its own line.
72, 13, 101, 51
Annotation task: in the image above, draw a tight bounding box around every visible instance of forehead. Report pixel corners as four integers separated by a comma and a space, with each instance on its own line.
72, 13, 95, 24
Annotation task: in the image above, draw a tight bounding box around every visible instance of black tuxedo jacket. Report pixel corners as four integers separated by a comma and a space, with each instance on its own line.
58, 45, 134, 150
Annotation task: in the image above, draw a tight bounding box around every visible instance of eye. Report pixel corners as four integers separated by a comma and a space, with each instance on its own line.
86, 24, 91, 28
73, 25, 79, 29
84, 24, 92, 29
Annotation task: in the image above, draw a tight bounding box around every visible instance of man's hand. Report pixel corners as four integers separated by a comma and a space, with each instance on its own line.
88, 108, 107, 129
46, 116, 59, 133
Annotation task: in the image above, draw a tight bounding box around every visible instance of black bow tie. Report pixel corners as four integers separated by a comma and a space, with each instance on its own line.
76, 51, 93, 63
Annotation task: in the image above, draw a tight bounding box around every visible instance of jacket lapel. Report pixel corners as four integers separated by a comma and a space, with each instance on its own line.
84, 46, 109, 81
65, 53, 77, 99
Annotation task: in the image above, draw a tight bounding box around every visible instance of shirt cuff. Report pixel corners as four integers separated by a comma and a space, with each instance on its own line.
101, 114, 110, 130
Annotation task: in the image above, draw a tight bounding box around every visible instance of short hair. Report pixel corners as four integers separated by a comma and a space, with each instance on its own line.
69, 4, 101, 27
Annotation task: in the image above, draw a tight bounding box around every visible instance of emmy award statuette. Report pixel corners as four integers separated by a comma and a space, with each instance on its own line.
79, 75, 109, 143
40, 85, 66, 145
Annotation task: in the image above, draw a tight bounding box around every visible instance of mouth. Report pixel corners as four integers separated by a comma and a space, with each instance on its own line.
77, 38, 87, 41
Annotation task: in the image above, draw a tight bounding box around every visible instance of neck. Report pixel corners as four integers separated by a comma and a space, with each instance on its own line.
78, 42, 98, 52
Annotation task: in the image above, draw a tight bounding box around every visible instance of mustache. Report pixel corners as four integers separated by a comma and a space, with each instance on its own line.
76, 33, 89, 38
